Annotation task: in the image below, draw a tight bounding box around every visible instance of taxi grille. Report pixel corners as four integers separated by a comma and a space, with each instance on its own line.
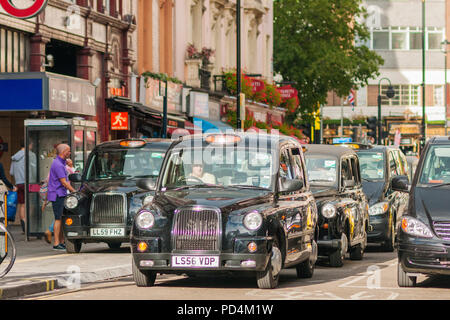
171, 207, 221, 251
90, 193, 127, 225
433, 221, 450, 241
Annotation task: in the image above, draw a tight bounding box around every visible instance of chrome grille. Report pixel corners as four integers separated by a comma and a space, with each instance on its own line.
90, 193, 127, 225
433, 221, 450, 241
172, 207, 221, 251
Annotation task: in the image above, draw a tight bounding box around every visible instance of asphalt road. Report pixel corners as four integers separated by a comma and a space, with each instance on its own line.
24, 245, 450, 301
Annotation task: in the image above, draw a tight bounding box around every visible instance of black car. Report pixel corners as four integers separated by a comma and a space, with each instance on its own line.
131, 133, 318, 289
62, 139, 172, 253
396, 137, 450, 287
304, 144, 369, 267
355, 145, 409, 251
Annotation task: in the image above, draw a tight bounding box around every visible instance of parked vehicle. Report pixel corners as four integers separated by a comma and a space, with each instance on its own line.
355, 145, 409, 251
396, 137, 450, 287
62, 139, 172, 253
131, 133, 318, 289
304, 144, 369, 267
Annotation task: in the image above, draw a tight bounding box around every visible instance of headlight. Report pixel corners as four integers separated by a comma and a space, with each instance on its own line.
142, 195, 154, 206
369, 202, 389, 216
136, 210, 155, 229
64, 195, 79, 209
401, 217, 433, 238
243, 211, 263, 231
321, 203, 336, 219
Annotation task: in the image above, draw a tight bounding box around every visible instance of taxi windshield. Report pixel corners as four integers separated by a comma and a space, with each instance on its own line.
419, 145, 450, 184
85, 149, 166, 181
357, 151, 385, 181
160, 146, 275, 190
305, 156, 337, 186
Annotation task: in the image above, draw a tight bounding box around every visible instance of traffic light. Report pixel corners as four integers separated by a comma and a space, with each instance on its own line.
366, 116, 377, 142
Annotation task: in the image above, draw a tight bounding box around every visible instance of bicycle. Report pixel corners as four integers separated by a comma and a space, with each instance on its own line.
0, 192, 16, 278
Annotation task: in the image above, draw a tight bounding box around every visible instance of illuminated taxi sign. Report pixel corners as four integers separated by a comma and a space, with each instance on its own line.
205, 134, 241, 144
120, 140, 146, 148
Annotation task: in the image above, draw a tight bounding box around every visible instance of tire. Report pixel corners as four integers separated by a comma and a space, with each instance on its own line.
381, 217, 395, 252
397, 261, 417, 287
296, 239, 317, 278
132, 258, 156, 287
65, 239, 82, 253
350, 243, 364, 260
256, 239, 282, 289
107, 242, 122, 250
0, 224, 16, 278
329, 233, 347, 267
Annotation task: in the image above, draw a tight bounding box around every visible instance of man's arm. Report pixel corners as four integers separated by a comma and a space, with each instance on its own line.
59, 178, 75, 193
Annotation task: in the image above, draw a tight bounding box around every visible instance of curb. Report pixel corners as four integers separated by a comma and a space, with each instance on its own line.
0, 279, 59, 300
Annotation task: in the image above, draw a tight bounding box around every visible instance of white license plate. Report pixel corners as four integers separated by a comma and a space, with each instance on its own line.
172, 255, 219, 268
90, 228, 125, 237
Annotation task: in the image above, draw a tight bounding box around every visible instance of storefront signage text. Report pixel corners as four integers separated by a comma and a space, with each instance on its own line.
277, 85, 298, 100
251, 79, 265, 93
0, 0, 48, 19
111, 112, 129, 130
110, 87, 127, 97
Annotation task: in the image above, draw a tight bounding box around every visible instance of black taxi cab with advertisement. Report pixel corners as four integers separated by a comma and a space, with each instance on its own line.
304, 144, 369, 267
62, 139, 172, 253
355, 145, 409, 251
395, 137, 450, 287
131, 133, 319, 289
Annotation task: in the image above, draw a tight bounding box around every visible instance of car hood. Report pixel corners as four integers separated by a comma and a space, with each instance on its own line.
154, 187, 272, 214
362, 181, 386, 206
80, 179, 149, 196
412, 187, 450, 222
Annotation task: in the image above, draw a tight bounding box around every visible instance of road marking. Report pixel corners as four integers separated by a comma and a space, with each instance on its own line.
15, 254, 71, 263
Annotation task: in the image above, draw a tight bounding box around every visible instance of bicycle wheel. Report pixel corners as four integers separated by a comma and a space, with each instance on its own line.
0, 223, 16, 278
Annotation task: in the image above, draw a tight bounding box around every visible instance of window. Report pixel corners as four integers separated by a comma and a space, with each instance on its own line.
350, 157, 361, 185
280, 149, 293, 180
389, 151, 399, 177
410, 31, 422, 50
434, 85, 444, 106
370, 27, 444, 51
341, 159, 352, 183
428, 30, 444, 50
392, 29, 407, 50
289, 148, 305, 183
373, 30, 389, 49
381, 84, 420, 106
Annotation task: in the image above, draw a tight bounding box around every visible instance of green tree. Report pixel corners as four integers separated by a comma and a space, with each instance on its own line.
274, 0, 384, 124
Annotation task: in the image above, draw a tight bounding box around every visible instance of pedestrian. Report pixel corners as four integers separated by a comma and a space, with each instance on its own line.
10, 140, 27, 233
47, 144, 75, 251
0, 162, 15, 194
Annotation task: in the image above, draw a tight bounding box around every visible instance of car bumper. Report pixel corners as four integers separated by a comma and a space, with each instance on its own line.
317, 238, 342, 255
131, 237, 271, 272
367, 215, 389, 242
63, 218, 131, 243
398, 234, 450, 276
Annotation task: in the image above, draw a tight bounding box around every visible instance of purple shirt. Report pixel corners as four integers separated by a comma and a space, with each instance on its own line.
47, 156, 68, 202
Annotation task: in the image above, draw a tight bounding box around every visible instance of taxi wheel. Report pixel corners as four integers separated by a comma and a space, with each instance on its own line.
132, 259, 156, 287
349, 244, 364, 260
296, 239, 317, 278
66, 239, 82, 254
382, 219, 395, 252
397, 262, 417, 287
329, 233, 347, 267
256, 239, 281, 289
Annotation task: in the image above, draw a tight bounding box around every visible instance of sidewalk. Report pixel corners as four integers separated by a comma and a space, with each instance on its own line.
0, 225, 132, 299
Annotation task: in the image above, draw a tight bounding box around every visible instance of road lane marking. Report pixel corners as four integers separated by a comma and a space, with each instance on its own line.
15, 254, 72, 263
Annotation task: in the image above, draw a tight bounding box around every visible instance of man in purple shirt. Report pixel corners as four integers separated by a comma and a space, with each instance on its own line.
48, 144, 75, 251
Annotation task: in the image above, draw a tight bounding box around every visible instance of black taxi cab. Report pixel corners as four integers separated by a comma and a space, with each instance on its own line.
304, 144, 369, 267
62, 139, 172, 253
131, 133, 318, 289
396, 137, 450, 287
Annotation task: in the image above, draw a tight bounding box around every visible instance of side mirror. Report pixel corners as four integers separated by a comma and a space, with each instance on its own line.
343, 179, 356, 188
137, 178, 157, 191
279, 177, 304, 193
69, 173, 82, 183
392, 175, 409, 193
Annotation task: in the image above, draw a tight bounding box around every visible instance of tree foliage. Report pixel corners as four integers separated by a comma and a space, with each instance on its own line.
273, 0, 384, 123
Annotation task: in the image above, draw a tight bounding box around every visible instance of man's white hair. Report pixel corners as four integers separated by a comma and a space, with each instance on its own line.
56, 143, 70, 155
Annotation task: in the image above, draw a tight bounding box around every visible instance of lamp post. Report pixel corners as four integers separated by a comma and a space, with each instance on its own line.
421, 0, 426, 146
377, 78, 395, 145
236, 0, 241, 130
442, 40, 449, 135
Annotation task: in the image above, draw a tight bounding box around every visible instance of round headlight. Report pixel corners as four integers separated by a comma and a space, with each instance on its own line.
136, 210, 155, 229
243, 211, 263, 231
321, 203, 336, 219
64, 195, 79, 209
142, 195, 154, 206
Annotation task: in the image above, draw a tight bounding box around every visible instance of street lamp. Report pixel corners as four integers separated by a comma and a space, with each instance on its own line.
441, 39, 449, 135
421, 0, 426, 147
377, 78, 395, 145
236, 0, 242, 130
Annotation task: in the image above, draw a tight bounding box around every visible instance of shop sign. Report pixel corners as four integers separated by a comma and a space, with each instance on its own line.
251, 79, 265, 93
189, 91, 209, 118
111, 112, 129, 130
277, 85, 298, 101
0, 0, 48, 19
144, 78, 183, 113
388, 123, 420, 135
110, 87, 126, 97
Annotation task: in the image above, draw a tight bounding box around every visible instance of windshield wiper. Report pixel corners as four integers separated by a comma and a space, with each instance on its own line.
362, 178, 376, 182
168, 184, 224, 191
229, 185, 271, 191
429, 182, 450, 188
309, 179, 333, 182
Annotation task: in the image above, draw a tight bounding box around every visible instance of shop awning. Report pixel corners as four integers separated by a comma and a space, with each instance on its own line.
193, 117, 234, 133
107, 97, 162, 118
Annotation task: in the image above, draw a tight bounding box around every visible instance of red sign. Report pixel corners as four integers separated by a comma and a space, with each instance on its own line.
110, 87, 126, 97
111, 112, 129, 130
0, 0, 48, 19
251, 79, 265, 93
277, 85, 298, 101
